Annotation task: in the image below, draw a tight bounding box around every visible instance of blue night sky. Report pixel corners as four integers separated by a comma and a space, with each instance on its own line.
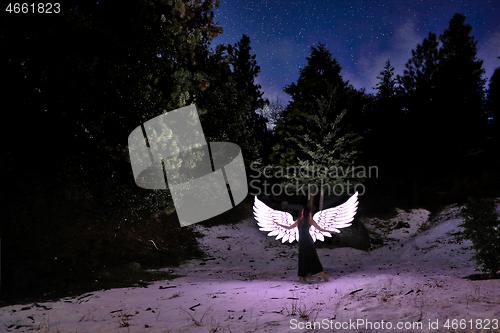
212, 0, 500, 103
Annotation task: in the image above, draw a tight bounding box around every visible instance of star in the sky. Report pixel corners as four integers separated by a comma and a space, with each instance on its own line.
214, 0, 500, 103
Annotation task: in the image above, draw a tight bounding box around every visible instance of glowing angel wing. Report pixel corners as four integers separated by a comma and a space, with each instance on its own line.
310, 191, 359, 242
253, 196, 299, 243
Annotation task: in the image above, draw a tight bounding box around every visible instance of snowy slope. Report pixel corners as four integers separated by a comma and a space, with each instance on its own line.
1, 204, 499, 333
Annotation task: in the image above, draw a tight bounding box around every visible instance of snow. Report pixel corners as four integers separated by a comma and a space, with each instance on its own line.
2, 204, 500, 332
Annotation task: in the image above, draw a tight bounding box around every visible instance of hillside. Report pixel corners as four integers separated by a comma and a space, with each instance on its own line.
1, 204, 499, 332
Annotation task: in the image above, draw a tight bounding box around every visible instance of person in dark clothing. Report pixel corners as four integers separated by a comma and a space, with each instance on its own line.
274, 207, 336, 282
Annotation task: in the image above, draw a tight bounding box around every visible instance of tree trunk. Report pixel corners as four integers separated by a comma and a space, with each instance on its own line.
319, 186, 325, 211
307, 192, 315, 210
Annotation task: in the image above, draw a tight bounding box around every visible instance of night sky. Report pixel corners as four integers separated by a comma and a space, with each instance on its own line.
212, 0, 500, 103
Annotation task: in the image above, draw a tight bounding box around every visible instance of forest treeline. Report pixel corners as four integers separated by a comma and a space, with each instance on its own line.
266, 13, 500, 210
1, 1, 499, 302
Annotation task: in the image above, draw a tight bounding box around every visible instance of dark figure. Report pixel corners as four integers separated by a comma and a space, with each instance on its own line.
275, 207, 333, 282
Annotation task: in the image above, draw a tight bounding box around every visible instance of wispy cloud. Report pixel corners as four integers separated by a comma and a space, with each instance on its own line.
477, 29, 500, 86
346, 20, 425, 93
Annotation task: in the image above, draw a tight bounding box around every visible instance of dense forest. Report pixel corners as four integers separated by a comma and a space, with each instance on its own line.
1, 1, 499, 304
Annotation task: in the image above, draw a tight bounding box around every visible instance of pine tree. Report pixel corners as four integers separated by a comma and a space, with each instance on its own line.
372, 60, 405, 168
375, 60, 396, 99
227, 35, 267, 112
197, 35, 268, 164
398, 32, 440, 162
399, 32, 439, 98
228, 34, 269, 162
283, 81, 362, 210
461, 197, 500, 276
396, 32, 440, 204
434, 13, 486, 156
487, 65, 500, 139
271, 43, 349, 166
395, 14, 487, 204
267, 43, 361, 209
398, 32, 440, 142
195, 43, 237, 142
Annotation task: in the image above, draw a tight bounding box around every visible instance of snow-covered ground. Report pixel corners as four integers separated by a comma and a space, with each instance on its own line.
2, 204, 500, 333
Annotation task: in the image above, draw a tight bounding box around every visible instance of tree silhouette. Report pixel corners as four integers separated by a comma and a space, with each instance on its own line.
399, 22, 491, 155
287, 81, 362, 210
0, 0, 224, 301
375, 60, 397, 99
371, 60, 404, 167
196, 34, 268, 165
392, 13, 489, 204
268, 44, 361, 208
399, 32, 439, 98
487, 66, 500, 140
1, 0, 225, 219
398, 32, 440, 161
434, 13, 486, 157
228, 34, 269, 163
271, 43, 350, 166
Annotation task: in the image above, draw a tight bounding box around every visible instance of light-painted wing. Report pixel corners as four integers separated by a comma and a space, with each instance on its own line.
253, 196, 298, 243
310, 192, 359, 241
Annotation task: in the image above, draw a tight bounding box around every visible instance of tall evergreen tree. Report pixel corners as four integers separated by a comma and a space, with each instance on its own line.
398, 32, 440, 165
228, 34, 268, 163
398, 14, 486, 161
371, 60, 405, 169
267, 44, 361, 208
284, 81, 362, 210
197, 34, 267, 165
394, 14, 487, 204
434, 13, 486, 156
271, 43, 349, 166
487, 66, 500, 139
398, 32, 440, 148
375, 60, 397, 99
227, 35, 267, 113
395, 32, 441, 204
399, 32, 440, 98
